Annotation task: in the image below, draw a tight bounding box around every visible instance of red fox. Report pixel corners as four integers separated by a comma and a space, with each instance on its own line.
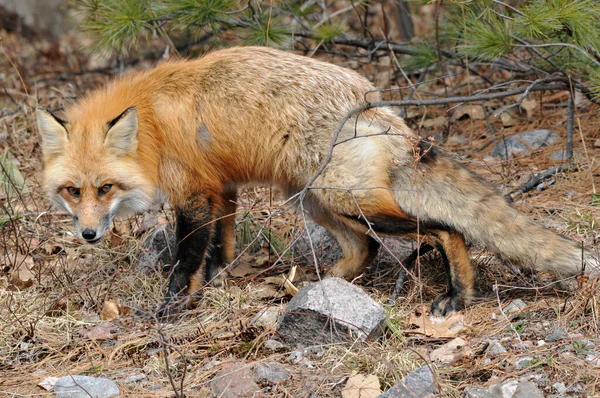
36, 46, 598, 316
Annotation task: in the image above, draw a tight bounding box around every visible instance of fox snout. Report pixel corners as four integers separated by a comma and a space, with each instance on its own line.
81, 227, 101, 243
72, 213, 110, 244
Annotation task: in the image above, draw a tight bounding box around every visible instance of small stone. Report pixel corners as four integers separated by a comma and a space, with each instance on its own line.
514, 356, 535, 370
263, 339, 285, 351
210, 362, 261, 398
553, 382, 567, 395
463, 386, 489, 398
594, 139, 600, 148
54, 375, 120, 398
378, 366, 437, 397
491, 129, 558, 159
503, 299, 527, 314
546, 326, 566, 342
585, 351, 600, 367
253, 362, 290, 384
486, 340, 507, 356
277, 278, 386, 345
122, 374, 146, 384
251, 306, 282, 330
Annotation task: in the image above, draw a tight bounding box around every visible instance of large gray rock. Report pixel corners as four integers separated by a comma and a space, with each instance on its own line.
54, 375, 120, 398
491, 129, 559, 159
378, 366, 438, 397
277, 278, 386, 345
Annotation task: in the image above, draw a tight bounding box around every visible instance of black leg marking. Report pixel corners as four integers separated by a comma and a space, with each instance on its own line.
390, 243, 434, 301
205, 217, 226, 285
159, 195, 214, 317
430, 240, 468, 316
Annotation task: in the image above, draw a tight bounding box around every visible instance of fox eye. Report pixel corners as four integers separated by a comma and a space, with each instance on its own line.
66, 186, 80, 197
98, 184, 113, 195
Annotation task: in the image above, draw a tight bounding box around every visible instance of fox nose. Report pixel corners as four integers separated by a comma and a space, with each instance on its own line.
81, 228, 97, 241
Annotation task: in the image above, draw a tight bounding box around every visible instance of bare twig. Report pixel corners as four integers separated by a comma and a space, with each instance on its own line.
506, 163, 574, 201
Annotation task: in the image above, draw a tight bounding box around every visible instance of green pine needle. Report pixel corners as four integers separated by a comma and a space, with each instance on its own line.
313, 21, 347, 42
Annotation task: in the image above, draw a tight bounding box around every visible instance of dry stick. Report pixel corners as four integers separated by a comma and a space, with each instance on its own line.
506, 164, 573, 201
156, 326, 184, 398
566, 85, 575, 161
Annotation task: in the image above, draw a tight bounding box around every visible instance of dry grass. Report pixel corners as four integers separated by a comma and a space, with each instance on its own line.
1, 29, 600, 398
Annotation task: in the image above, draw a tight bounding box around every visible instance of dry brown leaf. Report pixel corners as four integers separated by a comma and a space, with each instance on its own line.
407, 306, 465, 338
8, 254, 35, 291
341, 373, 382, 398
421, 116, 447, 129
500, 111, 518, 127
263, 276, 284, 285
455, 105, 485, 120
81, 322, 117, 341
520, 98, 537, 119
252, 283, 279, 299
430, 337, 471, 364
101, 300, 121, 321
230, 261, 258, 277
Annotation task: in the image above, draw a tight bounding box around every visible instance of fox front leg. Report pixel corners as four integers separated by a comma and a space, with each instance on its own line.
159, 194, 217, 317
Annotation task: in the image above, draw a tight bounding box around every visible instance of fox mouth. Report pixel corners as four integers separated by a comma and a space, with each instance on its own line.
85, 237, 103, 244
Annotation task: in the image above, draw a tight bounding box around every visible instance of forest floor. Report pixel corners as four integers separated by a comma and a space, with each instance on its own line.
1, 24, 600, 398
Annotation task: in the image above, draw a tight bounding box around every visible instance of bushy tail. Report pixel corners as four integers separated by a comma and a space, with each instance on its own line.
394, 151, 599, 276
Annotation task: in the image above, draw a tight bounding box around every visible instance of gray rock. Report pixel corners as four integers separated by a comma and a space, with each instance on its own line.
514, 356, 536, 370
253, 362, 290, 384
137, 225, 175, 272
463, 386, 490, 398
491, 129, 559, 159
486, 339, 507, 355
504, 299, 527, 314
546, 326, 566, 342
54, 375, 120, 398
549, 150, 571, 162
553, 382, 567, 395
378, 366, 437, 397
465, 378, 544, 398
294, 222, 414, 270
277, 278, 386, 345
251, 306, 282, 330
121, 374, 146, 384
263, 339, 286, 351
512, 381, 544, 398
210, 362, 261, 398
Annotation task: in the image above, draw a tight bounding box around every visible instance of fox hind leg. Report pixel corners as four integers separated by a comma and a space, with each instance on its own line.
427, 230, 474, 315
305, 200, 380, 280
337, 192, 474, 315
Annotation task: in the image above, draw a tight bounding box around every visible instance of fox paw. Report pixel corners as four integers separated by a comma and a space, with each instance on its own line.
431, 294, 464, 316
157, 294, 193, 319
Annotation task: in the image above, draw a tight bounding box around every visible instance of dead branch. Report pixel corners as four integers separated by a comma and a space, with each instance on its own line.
506, 163, 574, 202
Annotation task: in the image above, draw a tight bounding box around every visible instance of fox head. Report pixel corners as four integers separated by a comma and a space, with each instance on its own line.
36, 107, 155, 243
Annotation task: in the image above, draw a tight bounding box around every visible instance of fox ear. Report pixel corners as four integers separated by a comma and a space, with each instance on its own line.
104, 107, 138, 156
36, 107, 69, 160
